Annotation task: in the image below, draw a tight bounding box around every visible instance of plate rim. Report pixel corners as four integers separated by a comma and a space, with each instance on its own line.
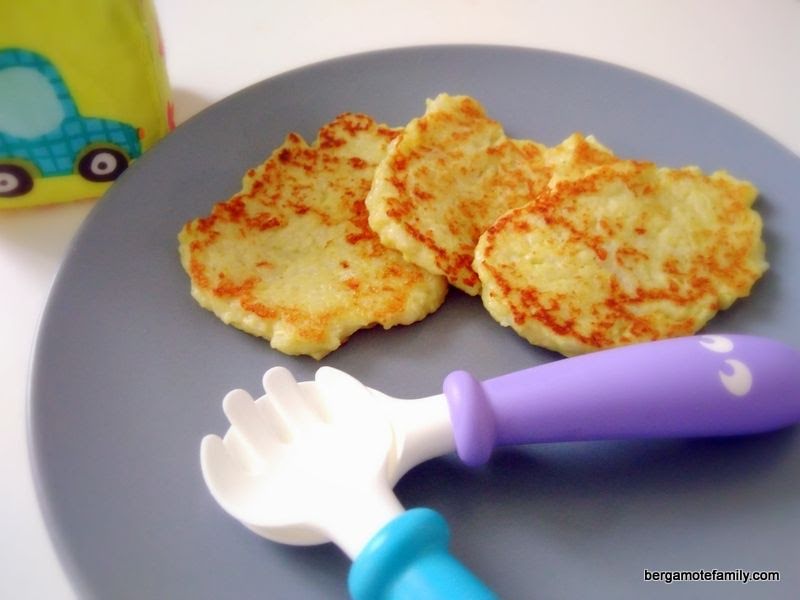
26, 43, 800, 598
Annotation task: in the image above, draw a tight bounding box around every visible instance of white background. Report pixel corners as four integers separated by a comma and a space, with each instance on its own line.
1, 1, 799, 597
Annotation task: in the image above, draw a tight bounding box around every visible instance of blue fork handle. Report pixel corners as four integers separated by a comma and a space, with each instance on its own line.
348, 508, 497, 600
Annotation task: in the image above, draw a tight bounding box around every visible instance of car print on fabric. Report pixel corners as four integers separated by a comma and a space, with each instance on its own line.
0, 48, 142, 198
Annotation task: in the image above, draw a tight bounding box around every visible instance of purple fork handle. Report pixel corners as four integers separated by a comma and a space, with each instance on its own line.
443, 335, 800, 466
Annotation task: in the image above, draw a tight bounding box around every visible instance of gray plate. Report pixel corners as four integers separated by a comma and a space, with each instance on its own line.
30, 46, 800, 599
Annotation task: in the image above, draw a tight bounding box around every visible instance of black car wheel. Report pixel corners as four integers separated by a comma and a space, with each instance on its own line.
77, 148, 129, 182
0, 164, 34, 197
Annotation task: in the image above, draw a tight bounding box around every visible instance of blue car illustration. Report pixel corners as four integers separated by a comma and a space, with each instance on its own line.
0, 48, 142, 197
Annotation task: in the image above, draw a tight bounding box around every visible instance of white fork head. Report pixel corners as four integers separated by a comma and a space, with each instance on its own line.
201, 366, 402, 552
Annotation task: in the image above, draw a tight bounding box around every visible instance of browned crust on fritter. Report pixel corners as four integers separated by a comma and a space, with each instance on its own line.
476, 161, 767, 354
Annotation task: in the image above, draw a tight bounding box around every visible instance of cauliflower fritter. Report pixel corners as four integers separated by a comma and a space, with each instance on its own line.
475, 160, 767, 355
178, 113, 448, 359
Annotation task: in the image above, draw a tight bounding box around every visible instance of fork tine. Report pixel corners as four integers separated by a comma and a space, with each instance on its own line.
263, 367, 322, 428
200, 435, 271, 525
200, 434, 251, 499
225, 428, 267, 472
222, 388, 284, 453
314, 367, 372, 416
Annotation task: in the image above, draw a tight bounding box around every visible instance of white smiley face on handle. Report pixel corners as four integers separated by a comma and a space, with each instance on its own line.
699, 335, 753, 397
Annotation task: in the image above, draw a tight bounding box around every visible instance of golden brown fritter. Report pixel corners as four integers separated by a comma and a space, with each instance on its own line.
178, 113, 448, 359
475, 160, 767, 355
365, 93, 552, 294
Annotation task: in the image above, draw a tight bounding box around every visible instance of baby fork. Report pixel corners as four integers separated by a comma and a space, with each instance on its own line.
201, 367, 496, 599
202, 334, 800, 596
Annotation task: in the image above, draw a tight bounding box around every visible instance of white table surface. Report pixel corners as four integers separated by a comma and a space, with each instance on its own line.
2, 1, 799, 598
